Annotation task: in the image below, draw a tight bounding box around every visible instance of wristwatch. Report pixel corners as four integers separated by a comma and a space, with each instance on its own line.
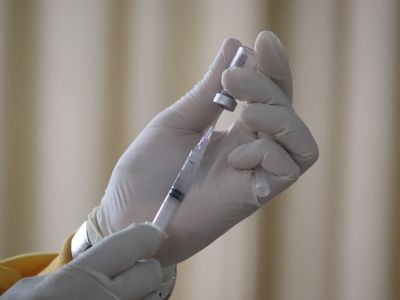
71, 221, 91, 258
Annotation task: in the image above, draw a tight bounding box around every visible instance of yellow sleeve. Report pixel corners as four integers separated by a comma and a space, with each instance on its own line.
38, 233, 74, 275
0, 233, 74, 295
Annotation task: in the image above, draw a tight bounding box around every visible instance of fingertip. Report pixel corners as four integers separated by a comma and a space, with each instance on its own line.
141, 259, 162, 294
255, 31, 293, 101
221, 67, 238, 94
255, 31, 285, 61
133, 223, 163, 253
212, 38, 242, 73
226, 149, 238, 167
227, 146, 242, 168
255, 31, 281, 49
255, 31, 271, 48
221, 37, 242, 56
221, 67, 255, 97
227, 142, 261, 170
146, 258, 163, 282
239, 102, 256, 125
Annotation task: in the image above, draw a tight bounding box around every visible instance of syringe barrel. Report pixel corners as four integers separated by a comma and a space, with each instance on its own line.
151, 155, 196, 234
152, 195, 180, 234
151, 122, 214, 235
213, 46, 257, 111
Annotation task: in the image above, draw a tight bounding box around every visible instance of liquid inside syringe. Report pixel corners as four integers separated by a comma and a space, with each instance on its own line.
152, 120, 217, 234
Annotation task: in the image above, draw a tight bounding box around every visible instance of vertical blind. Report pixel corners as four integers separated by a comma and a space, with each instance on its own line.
1, 1, 399, 299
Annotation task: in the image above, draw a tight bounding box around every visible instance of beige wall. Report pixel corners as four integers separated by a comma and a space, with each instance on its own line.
1, 1, 399, 299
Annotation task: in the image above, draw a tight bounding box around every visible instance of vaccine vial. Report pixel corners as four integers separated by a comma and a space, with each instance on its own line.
213, 46, 257, 111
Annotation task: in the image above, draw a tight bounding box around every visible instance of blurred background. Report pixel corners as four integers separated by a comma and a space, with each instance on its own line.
1, 0, 399, 299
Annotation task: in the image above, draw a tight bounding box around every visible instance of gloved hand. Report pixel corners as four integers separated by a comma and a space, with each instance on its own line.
94, 31, 318, 267
2, 224, 163, 300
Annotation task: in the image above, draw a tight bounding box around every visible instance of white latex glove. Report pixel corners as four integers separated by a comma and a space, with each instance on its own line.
95, 31, 318, 267
2, 224, 162, 300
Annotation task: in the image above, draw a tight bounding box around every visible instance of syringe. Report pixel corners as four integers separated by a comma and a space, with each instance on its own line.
152, 46, 271, 235
152, 123, 217, 234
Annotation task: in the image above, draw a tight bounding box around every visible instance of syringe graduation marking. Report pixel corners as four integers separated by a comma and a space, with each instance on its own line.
165, 125, 213, 201
168, 188, 184, 202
